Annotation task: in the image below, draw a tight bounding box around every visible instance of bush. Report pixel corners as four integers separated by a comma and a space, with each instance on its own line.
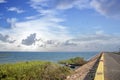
0, 61, 71, 80
113, 52, 120, 55
58, 57, 87, 66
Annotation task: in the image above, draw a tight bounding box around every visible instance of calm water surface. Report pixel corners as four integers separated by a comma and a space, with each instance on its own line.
0, 52, 99, 63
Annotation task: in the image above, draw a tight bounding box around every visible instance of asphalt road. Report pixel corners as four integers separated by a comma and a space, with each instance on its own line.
104, 53, 120, 80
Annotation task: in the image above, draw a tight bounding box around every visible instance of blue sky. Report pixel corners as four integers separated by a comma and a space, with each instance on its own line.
0, 0, 120, 51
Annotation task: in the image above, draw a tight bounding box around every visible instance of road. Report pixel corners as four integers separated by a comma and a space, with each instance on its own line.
66, 52, 120, 80
104, 53, 120, 80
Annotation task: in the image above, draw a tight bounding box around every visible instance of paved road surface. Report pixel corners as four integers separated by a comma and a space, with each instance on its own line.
104, 53, 120, 80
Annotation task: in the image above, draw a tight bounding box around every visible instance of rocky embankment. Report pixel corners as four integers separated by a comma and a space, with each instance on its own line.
66, 53, 102, 80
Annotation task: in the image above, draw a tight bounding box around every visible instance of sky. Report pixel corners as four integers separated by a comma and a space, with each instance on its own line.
0, 0, 120, 52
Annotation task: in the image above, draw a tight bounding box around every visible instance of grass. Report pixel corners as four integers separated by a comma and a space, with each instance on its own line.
0, 61, 72, 80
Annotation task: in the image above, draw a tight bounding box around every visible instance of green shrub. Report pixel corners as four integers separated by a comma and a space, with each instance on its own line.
58, 57, 87, 66
0, 61, 71, 80
113, 52, 120, 55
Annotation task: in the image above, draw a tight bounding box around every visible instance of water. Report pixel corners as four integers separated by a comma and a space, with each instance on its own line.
0, 52, 99, 63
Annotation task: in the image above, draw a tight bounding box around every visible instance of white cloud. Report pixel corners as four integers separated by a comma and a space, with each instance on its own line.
1, 14, 120, 51
7, 18, 17, 28
1, 20, 120, 52
0, 33, 16, 43
56, 0, 120, 18
91, 0, 120, 18
0, 0, 6, 3
56, 0, 90, 10
29, 0, 49, 12
62, 40, 77, 46
29, 0, 120, 18
14, 17, 70, 41
7, 7, 25, 13
68, 33, 120, 51
0, 14, 73, 51
29, 0, 90, 11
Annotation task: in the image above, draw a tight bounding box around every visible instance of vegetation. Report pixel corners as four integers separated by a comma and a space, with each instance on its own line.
58, 57, 87, 66
113, 52, 120, 55
0, 61, 72, 80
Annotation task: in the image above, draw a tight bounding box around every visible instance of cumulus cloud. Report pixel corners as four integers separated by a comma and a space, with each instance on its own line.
44, 40, 61, 47
91, 0, 120, 17
45, 40, 56, 45
0, 33, 16, 43
7, 7, 25, 13
0, 0, 6, 3
22, 33, 36, 46
62, 40, 77, 46
0, 33, 9, 42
